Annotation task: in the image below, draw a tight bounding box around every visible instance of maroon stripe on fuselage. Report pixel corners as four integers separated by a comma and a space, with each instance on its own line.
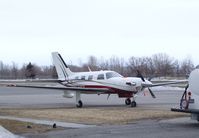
84, 85, 113, 89
83, 85, 135, 97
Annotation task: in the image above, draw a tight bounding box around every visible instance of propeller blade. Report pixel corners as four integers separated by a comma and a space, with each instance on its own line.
136, 70, 145, 82
148, 88, 156, 98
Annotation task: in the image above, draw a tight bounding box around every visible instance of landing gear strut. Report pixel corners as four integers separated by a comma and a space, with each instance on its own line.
130, 94, 137, 107
125, 96, 137, 107
76, 92, 83, 108
125, 98, 131, 105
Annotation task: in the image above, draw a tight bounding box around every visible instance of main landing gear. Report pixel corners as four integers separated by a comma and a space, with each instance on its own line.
76, 100, 83, 108
76, 92, 83, 108
125, 97, 137, 107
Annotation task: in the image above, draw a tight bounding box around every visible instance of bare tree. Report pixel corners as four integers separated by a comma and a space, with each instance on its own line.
25, 62, 36, 79
0, 61, 4, 79
0, 61, 11, 79
51, 66, 58, 78
108, 56, 125, 75
152, 53, 175, 77
11, 62, 18, 79
180, 57, 194, 77
172, 60, 181, 77
128, 56, 150, 77
98, 57, 109, 70
0, 53, 197, 79
87, 56, 99, 71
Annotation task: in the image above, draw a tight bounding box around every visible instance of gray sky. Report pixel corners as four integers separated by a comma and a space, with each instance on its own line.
0, 0, 199, 66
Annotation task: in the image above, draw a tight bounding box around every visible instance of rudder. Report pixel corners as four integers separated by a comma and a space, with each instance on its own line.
51, 52, 74, 80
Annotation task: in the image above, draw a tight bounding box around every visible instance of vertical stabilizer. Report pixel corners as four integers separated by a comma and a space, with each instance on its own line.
51, 52, 74, 80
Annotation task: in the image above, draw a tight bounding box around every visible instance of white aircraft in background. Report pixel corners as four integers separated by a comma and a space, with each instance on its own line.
4, 52, 186, 108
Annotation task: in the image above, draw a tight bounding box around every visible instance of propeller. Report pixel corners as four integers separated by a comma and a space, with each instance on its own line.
136, 70, 145, 82
148, 88, 156, 98
136, 70, 156, 98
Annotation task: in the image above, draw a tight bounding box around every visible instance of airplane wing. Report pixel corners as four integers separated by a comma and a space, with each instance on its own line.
7, 84, 110, 93
142, 80, 188, 87
140, 80, 188, 99
0, 79, 111, 94
0, 79, 61, 83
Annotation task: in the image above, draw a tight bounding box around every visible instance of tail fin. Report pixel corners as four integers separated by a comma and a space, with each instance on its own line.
51, 52, 74, 80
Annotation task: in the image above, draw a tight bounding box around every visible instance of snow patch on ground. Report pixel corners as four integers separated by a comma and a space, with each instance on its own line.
0, 125, 21, 138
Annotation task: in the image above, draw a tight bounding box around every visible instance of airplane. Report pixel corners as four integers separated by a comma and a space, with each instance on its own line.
3, 52, 186, 108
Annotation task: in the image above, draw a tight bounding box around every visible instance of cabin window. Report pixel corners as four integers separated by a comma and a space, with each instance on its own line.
97, 74, 105, 80
106, 72, 123, 79
88, 75, 93, 80
81, 76, 86, 80
75, 76, 79, 80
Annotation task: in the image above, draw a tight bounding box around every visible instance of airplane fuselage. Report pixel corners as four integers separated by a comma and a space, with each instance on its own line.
61, 70, 151, 97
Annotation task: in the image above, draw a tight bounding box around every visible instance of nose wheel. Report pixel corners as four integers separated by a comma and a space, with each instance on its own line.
125, 98, 131, 105
125, 98, 137, 107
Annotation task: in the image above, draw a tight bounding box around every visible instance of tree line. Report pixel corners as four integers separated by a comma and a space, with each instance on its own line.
0, 53, 195, 79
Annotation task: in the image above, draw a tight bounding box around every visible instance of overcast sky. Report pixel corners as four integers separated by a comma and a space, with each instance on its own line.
0, 0, 199, 66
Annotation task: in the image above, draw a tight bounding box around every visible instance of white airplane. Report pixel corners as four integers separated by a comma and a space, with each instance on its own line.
4, 52, 186, 108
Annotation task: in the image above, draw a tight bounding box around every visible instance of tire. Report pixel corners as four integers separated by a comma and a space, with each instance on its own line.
131, 101, 137, 107
125, 98, 131, 105
76, 100, 83, 108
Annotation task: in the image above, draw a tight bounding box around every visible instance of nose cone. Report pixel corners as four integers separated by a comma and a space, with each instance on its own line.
140, 79, 153, 88
145, 80, 152, 85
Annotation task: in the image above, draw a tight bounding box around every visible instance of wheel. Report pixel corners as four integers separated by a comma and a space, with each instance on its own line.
76, 100, 83, 108
125, 98, 131, 105
131, 101, 137, 107
181, 99, 188, 109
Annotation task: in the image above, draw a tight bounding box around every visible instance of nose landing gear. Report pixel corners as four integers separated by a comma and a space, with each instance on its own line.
125, 98, 131, 105
125, 97, 137, 107
76, 92, 83, 108
131, 101, 137, 107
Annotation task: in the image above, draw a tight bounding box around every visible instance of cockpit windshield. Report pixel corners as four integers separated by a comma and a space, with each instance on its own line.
106, 72, 123, 79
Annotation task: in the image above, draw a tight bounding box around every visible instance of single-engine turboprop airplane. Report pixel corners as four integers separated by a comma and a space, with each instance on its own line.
4, 52, 186, 108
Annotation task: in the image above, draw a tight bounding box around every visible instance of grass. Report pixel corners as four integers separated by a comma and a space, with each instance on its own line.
0, 119, 63, 134
0, 107, 188, 125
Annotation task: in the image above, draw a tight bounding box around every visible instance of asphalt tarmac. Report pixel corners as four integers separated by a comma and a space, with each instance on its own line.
0, 86, 198, 138
0, 86, 184, 109
22, 118, 199, 138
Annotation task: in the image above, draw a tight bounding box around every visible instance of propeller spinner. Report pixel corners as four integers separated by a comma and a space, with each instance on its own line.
136, 70, 156, 98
